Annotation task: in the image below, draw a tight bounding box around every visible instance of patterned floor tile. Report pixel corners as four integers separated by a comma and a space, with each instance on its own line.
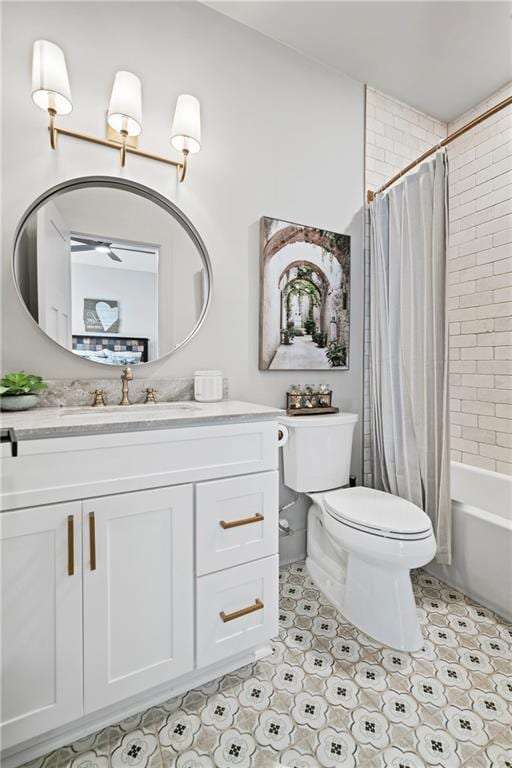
470, 730, 512, 767
110, 726, 161, 768
250, 736, 319, 767
360, 745, 428, 767
17, 560, 511, 768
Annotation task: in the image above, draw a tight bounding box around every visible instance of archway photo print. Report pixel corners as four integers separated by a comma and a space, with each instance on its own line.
259, 216, 351, 370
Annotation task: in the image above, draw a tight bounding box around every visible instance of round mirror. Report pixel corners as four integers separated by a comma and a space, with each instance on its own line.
13, 177, 212, 366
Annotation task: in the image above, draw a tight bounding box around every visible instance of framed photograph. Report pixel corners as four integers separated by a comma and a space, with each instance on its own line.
83, 298, 120, 334
259, 216, 350, 370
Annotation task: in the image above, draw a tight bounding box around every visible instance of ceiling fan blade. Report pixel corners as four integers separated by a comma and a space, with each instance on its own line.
71, 236, 97, 246
108, 249, 123, 262
71, 244, 93, 252
110, 244, 156, 255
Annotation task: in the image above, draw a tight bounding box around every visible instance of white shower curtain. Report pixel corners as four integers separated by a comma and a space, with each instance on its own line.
369, 151, 451, 564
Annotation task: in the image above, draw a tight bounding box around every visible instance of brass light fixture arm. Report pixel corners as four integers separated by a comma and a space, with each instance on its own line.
178, 149, 189, 183
46, 122, 187, 181
120, 129, 128, 168
48, 108, 57, 150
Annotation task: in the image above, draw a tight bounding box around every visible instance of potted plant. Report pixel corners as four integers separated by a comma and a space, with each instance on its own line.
0, 372, 48, 411
304, 319, 316, 336
316, 331, 327, 348
281, 329, 293, 345
325, 342, 346, 367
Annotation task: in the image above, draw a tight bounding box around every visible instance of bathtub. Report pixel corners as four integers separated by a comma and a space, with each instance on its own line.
426, 461, 512, 621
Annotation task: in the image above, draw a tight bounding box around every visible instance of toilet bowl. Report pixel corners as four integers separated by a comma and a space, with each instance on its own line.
279, 413, 437, 651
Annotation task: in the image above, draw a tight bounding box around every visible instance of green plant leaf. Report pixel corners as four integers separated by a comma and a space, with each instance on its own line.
0, 371, 48, 395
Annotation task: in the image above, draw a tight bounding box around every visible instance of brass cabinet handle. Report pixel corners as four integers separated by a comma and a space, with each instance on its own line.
219, 513, 264, 530
220, 598, 264, 623
67, 515, 74, 576
89, 511, 96, 571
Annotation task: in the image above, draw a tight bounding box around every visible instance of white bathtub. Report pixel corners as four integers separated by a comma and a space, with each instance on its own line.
427, 461, 512, 621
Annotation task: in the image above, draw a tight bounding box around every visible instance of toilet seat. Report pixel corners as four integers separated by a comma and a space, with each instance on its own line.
323, 486, 433, 541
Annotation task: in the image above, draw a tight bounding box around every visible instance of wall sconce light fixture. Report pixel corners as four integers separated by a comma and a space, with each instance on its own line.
31, 40, 201, 182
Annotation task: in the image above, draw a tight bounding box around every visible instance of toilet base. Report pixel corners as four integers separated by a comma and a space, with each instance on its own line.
341, 556, 424, 651
305, 556, 346, 612
306, 503, 426, 652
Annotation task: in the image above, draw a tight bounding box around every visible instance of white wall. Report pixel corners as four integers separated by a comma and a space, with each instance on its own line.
1, 2, 365, 551
71, 264, 158, 353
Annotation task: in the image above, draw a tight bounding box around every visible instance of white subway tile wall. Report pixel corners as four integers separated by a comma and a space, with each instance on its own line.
447, 83, 512, 474
364, 84, 512, 481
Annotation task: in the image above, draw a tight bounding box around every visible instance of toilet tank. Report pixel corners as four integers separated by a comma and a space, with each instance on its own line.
279, 413, 359, 492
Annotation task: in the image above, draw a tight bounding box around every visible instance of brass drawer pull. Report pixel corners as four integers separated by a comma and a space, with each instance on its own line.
89, 511, 96, 571
220, 598, 264, 623
67, 515, 74, 576
220, 513, 264, 529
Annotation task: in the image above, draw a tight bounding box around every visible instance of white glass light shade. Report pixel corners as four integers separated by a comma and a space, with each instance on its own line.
171, 94, 201, 154
32, 40, 72, 115
107, 71, 142, 137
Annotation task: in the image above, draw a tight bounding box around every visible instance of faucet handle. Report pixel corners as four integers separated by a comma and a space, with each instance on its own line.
122, 366, 133, 381
144, 387, 157, 404
90, 389, 107, 407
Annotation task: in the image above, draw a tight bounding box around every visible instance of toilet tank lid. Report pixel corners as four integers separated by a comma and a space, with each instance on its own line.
279, 412, 359, 428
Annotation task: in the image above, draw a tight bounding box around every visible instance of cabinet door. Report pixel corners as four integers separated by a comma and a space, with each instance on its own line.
1, 502, 83, 749
83, 486, 194, 712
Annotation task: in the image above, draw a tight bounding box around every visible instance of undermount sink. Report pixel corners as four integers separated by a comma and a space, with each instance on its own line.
59, 402, 202, 417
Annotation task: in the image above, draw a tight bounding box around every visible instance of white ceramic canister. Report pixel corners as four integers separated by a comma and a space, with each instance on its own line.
194, 370, 223, 402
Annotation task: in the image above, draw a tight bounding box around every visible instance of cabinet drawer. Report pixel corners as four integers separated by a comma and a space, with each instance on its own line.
196, 472, 278, 575
2, 421, 279, 511
196, 556, 278, 668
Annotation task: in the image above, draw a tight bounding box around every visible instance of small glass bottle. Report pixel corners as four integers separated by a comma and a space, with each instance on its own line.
304, 386, 317, 408
288, 384, 302, 409
318, 384, 331, 407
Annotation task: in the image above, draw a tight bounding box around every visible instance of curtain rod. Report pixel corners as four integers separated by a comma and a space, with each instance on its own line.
367, 95, 512, 204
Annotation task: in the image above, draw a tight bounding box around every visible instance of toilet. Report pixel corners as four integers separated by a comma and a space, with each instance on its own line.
279, 412, 437, 651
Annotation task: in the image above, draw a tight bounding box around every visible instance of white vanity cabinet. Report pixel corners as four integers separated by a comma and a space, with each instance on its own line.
0, 415, 280, 767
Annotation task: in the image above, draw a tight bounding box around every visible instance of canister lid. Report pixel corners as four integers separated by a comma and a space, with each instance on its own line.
194, 370, 222, 376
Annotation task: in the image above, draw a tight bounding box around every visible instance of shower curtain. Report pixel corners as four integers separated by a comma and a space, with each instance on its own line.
369, 150, 451, 564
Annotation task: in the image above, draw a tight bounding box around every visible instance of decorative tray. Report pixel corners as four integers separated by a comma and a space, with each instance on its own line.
285, 390, 338, 416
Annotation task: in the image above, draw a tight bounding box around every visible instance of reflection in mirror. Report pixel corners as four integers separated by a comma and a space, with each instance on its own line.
14, 181, 211, 365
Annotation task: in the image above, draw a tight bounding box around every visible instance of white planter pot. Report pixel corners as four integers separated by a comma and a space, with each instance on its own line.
0, 394, 39, 411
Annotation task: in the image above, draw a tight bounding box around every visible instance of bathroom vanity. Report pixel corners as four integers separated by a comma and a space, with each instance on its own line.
0, 401, 281, 767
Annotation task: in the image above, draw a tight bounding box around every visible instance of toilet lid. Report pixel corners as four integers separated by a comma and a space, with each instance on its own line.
323, 487, 432, 537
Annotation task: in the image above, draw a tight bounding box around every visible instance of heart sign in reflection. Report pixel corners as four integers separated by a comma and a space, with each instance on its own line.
95, 301, 119, 332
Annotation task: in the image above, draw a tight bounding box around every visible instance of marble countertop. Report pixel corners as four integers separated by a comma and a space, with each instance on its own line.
0, 400, 283, 440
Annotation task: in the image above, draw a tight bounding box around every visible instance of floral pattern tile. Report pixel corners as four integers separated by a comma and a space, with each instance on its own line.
18, 561, 512, 768
110, 728, 160, 768
477, 733, 512, 767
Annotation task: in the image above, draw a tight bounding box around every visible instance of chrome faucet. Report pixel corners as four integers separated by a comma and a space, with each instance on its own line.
119, 366, 133, 406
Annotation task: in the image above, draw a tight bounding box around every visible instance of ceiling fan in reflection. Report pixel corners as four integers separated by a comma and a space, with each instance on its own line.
70, 236, 155, 263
